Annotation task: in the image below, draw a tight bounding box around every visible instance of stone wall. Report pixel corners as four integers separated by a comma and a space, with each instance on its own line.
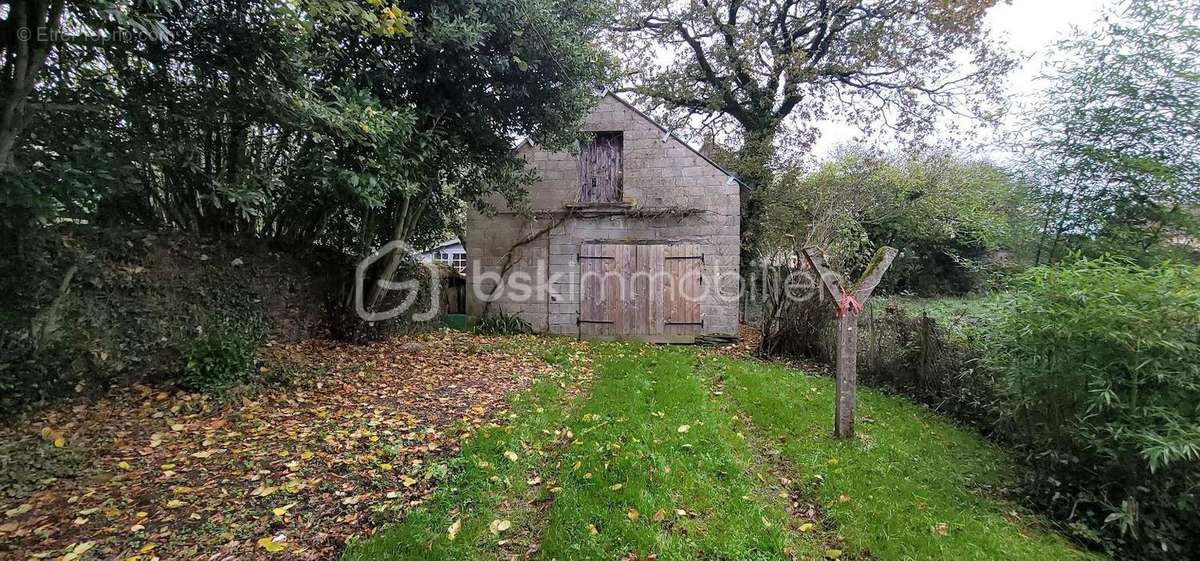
464, 95, 741, 338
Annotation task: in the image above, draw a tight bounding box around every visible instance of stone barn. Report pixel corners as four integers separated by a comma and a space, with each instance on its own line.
464, 93, 741, 343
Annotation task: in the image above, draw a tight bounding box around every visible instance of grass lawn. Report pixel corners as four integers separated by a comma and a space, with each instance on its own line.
702, 356, 1098, 561
345, 340, 1100, 561
881, 295, 1001, 333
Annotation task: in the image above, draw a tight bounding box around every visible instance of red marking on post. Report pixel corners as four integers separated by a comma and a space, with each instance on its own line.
836, 290, 862, 318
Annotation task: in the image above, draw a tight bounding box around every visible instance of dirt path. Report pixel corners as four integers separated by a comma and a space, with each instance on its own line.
0, 333, 556, 561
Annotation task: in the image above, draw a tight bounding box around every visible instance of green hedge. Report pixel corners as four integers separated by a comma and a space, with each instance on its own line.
985, 257, 1200, 558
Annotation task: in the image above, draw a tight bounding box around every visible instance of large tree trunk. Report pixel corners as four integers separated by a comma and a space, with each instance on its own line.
363, 194, 429, 313
0, 0, 66, 173
735, 127, 777, 275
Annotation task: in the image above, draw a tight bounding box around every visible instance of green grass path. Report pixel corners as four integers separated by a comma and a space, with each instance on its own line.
701, 355, 1099, 561
344, 341, 1100, 561
535, 345, 821, 560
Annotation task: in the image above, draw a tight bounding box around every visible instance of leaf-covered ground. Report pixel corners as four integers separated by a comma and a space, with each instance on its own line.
0, 332, 573, 561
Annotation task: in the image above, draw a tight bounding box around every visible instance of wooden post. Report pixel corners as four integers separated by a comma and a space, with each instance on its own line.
800, 246, 898, 439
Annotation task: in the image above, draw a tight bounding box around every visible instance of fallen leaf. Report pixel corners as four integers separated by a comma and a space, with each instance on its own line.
488, 519, 512, 535
257, 536, 286, 552
271, 503, 296, 517
503, 450, 519, 462
825, 549, 843, 560
447, 519, 461, 541
651, 509, 666, 522
608, 483, 623, 491
677, 425, 690, 433
165, 500, 185, 509
5, 504, 32, 518
627, 508, 639, 522
799, 523, 815, 532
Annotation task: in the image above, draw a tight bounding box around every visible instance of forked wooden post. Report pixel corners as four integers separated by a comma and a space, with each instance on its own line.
800, 246, 898, 439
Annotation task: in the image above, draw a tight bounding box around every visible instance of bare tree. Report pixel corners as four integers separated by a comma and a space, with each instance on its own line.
609, 0, 1014, 258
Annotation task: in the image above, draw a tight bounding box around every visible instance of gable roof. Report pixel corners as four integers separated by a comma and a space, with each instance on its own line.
601, 92, 750, 192
515, 93, 751, 192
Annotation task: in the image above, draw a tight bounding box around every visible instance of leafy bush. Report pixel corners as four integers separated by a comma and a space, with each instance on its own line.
473, 310, 533, 336
324, 258, 443, 343
760, 150, 1037, 297
182, 317, 264, 392
984, 257, 1200, 558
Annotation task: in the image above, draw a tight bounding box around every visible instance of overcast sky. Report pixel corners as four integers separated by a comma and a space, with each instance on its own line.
810, 0, 1116, 160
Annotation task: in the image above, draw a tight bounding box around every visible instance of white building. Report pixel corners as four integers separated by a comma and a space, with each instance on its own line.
415, 238, 466, 273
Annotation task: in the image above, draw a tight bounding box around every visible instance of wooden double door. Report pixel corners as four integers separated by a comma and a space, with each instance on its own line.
578, 243, 704, 342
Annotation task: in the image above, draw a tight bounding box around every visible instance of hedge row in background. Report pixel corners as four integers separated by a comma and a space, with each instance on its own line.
767, 256, 1199, 560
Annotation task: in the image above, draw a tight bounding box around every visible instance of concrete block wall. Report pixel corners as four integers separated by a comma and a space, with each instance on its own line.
465, 94, 741, 338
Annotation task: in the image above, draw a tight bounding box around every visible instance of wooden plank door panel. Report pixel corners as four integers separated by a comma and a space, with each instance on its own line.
611, 244, 636, 336
664, 244, 703, 337
579, 244, 613, 338
636, 244, 664, 336
580, 243, 635, 339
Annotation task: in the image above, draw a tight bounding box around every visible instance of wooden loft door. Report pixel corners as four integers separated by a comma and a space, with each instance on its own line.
578, 243, 703, 342
578, 132, 624, 204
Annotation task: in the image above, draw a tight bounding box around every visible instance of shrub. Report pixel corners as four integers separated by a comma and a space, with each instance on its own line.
857, 301, 1002, 431
473, 310, 533, 336
984, 257, 1200, 558
182, 317, 264, 391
